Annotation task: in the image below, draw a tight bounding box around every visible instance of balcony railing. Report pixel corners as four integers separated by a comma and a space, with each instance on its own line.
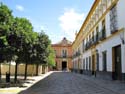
56, 55, 72, 58
73, 51, 81, 58
84, 29, 106, 51
110, 4, 118, 34
99, 28, 106, 41
110, 22, 118, 34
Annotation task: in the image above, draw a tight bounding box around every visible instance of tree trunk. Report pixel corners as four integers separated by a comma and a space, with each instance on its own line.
42, 65, 45, 74
36, 64, 39, 76
9, 61, 11, 74
0, 63, 1, 82
24, 62, 28, 80
14, 62, 18, 83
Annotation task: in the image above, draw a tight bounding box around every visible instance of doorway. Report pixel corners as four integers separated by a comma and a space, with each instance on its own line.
112, 45, 122, 80
92, 55, 95, 75
62, 61, 67, 71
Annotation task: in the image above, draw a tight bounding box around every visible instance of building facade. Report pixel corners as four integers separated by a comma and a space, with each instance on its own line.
52, 37, 72, 71
72, 0, 125, 80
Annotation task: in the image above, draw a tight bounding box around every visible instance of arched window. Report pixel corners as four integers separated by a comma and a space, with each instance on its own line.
62, 49, 67, 58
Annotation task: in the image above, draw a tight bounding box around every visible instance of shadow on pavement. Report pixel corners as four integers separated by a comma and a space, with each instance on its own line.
0, 77, 34, 88
18, 72, 64, 94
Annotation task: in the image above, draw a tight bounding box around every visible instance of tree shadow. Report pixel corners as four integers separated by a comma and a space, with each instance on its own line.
0, 76, 36, 88
18, 72, 63, 94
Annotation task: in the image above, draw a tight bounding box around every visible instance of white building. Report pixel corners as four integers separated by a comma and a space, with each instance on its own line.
72, 0, 125, 80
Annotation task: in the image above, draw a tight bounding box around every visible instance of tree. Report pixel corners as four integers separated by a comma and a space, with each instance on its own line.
0, 3, 13, 82
0, 37, 6, 82
0, 3, 13, 36
26, 31, 52, 76
0, 3, 56, 83
35, 31, 51, 75
47, 45, 55, 67
10, 17, 35, 82
5, 16, 36, 82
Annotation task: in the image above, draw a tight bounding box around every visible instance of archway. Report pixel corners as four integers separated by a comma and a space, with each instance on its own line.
62, 61, 67, 71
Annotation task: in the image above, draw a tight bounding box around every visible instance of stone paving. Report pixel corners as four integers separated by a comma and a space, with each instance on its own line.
0, 72, 53, 94
18, 72, 125, 94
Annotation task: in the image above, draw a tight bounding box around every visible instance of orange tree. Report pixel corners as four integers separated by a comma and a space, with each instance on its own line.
0, 3, 13, 82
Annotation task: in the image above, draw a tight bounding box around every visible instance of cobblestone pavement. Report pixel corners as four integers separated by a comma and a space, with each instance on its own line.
18, 72, 125, 94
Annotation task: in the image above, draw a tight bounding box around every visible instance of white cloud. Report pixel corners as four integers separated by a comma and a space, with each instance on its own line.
59, 8, 85, 41
16, 5, 24, 12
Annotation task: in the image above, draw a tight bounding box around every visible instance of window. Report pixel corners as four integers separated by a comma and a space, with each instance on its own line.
86, 57, 88, 70
78, 48, 80, 56
96, 26, 99, 41
62, 49, 67, 58
102, 19, 105, 27
101, 19, 106, 39
83, 59, 85, 69
89, 56, 91, 70
110, 4, 118, 33
102, 51, 107, 71
86, 37, 88, 43
92, 32, 94, 42
82, 40, 85, 52
89, 34, 91, 39
102, 19, 106, 30
96, 53, 99, 71
85, 38, 88, 49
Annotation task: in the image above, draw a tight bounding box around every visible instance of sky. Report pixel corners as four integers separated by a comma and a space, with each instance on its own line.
0, 0, 94, 43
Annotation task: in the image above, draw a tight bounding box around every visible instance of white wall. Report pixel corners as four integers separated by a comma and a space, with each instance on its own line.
117, 0, 125, 29
117, 0, 125, 73
73, 0, 125, 73
97, 32, 124, 72
82, 50, 91, 70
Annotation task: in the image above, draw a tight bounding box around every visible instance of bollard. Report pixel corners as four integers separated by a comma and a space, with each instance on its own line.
6, 72, 10, 83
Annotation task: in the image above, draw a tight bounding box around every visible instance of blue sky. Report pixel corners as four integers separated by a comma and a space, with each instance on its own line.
0, 0, 94, 43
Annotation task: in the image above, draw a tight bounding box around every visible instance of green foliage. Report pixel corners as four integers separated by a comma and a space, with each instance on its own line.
0, 3, 13, 63
0, 2, 14, 81
47, 45, 55, 66
0, 2, 13, 36
0, 2, 55, 64
0, 2, 55, 81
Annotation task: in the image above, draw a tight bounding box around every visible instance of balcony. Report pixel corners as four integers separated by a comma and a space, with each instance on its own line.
56, 55, 72, 59
83, 29, 107, 51
99, 28, 106, 41
90, 36, 95, 46
110, 4, 118, 34
85, 42, 89, 50
73, 51, 81, 58
84, 35, 100, 51
110, 22, 118, 34
85, 41, 92, 50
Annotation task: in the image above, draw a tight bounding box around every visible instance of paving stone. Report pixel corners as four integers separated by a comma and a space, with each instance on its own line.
18, 72, 125, 94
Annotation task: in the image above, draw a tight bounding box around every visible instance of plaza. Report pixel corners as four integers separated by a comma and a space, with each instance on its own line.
18, 72, 125, 94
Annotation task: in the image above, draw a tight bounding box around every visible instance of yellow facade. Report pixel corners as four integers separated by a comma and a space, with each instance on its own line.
73, 0, 119, 48
1, 64, 48, 76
